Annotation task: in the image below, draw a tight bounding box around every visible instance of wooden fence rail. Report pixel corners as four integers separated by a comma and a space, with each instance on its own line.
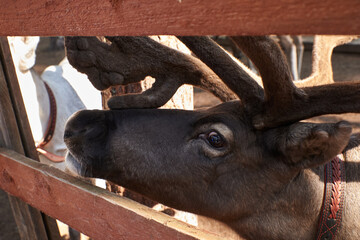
0, 36, 61, 240
0, 0, 360, 36
0, 148, 222, 240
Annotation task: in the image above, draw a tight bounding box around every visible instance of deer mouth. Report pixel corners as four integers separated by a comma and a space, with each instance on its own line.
65, 152, 92, 177
65, 143, 114, 179
66, 150, 111, 179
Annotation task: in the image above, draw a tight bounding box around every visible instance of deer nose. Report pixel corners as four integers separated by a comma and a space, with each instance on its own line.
63, 129, 74, 139
63, 126, 92, 140
64, 110, 106, 140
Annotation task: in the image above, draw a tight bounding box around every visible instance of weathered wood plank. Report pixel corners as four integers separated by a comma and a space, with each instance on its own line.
0, 37, 61, 240
0, 148, 223, 240
0, 37, 40, 163
0, 189, 21, 240
0, 63, 24, 152
0, 0, 359, 36
0, 48, 48, 240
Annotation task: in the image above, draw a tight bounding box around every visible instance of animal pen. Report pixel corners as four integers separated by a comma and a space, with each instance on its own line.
0, 0, 359, 239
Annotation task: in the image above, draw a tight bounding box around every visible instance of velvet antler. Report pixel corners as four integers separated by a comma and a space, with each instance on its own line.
65, 36, 237, 109
66, 35, 360, 130
177, 36, 360, 129
229, 36, 360, 129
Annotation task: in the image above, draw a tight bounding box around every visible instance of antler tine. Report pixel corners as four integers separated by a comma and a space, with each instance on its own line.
66, 36, 237, 109
231, 36, 360, 129
295, 35, 358, 87
231, 36, 296, 99
177, 36, 264, 110
230, 36, 307, 129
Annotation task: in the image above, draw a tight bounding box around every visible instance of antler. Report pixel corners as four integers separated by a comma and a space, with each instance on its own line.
179, 36, 360, 129
231, 36, 360, 128
66, 35, 360, 130
295, 35, 357, 87
65, 36, 237, 109
178, 36, 304, 127
177, 36, 265, 110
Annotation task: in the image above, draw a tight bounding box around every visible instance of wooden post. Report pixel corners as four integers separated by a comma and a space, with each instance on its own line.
0, 37, 61, 240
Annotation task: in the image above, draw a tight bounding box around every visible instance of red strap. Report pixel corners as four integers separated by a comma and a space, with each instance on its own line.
36, 148, 65, 162
36, 81, 65, 163
36, 81, 56, 148
316, 155, 345, 240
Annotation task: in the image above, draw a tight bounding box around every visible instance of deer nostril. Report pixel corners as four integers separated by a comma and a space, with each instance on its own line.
64, 110, 109, 141
64, 129, 74, 139
64, 126, 90, 139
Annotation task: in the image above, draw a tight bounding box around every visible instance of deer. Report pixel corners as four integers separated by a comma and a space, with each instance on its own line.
63, 35, 360, 240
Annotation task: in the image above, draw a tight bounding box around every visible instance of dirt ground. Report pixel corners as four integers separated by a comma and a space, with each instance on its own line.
0, 36, 359, 240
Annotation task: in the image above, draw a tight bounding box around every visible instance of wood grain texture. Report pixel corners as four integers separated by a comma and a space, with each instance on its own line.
0, 47, 51, 240
0, 37, 40, 162
0, 0, 359, 36
0, 148, 223, 240
0, 37, 61, 240
0, 63, 24, 153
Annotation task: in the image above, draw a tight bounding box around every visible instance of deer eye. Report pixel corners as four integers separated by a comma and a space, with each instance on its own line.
206, 131, 225, 148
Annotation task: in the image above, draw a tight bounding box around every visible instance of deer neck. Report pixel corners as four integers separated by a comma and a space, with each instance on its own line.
230, 166, 325, 240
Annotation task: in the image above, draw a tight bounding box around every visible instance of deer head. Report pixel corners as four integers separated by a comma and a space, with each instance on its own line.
64, 35, 360, 240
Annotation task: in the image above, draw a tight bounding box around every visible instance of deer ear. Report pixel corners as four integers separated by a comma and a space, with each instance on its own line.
273, 121, 352, 169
